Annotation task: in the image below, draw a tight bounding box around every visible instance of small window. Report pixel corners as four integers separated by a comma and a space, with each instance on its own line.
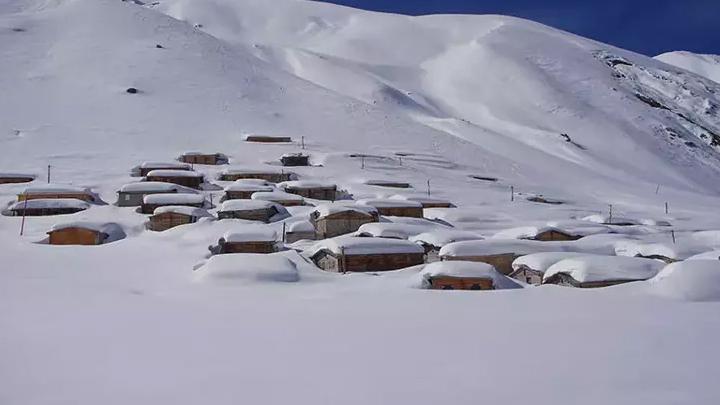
125, 195, 131, 201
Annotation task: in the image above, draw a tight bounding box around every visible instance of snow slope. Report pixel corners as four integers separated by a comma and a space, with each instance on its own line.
656, 51, 720, 84
2, 1, 720, 404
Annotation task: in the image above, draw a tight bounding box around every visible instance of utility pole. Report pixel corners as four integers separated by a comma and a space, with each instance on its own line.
426, 179, 431, 196
665, 202, 669, 215
361, 156, 365, 170
301, 136, 305, 150
510, 186, 514, 202
47, 165, 51, 183
20, 192, 28, 236
608, 204, 614, 224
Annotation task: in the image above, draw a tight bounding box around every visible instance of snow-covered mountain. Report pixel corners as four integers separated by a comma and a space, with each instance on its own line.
2, 1, 720, 404
656, 51, 720, 84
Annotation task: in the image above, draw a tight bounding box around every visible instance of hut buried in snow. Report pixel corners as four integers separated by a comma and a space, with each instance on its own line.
543, 256, 666, 288
278, 181, 337, 201
509, 252, 585, 285
0, 173, 35, 185
4, 199, 90, 217
310, 204, 379, 239
219, 167, 295, 183
116, 182, 197, 207
179, 152, 229, 165
217, 200, 289, 223
141, 193, 205, 214
418, 261, 521, 290
148, 206, 212, 231
47, 222, 125, 246
308, 236, 425, 272
194, 253, 299, 283
285, 220, 316, 243
133, 161, 192, 177
410, 230, 484, 261
145, 169, 204, 189
211, 229, 278, 254
280, 153, 310, 167
389, 194, 455, 208
438, 239, 553, 275
357, 198, 424, 218
223, 180, 274, 200
492, 226, 584, 242
243, 134, 293, 143
251, 191, 305, 207
17, 184, 99, 203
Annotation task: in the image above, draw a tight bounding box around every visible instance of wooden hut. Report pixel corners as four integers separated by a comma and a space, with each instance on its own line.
116, 182, 196, 207
0, 173, 35, 185
145, 169, 204, 189
17, 184, 99, 203
284, 221, 317, 243
148, 206, 212, 231
211, 230, 278, 254
4, 199, 90, 217
508, 252, 583, 285
243, 135, 292, 143
218, 168, 295, 183
419, 261, 519, 290
492, 226, 583, 242
280, 153, 310, 167
310, 204, 379, 239
47, 222, 124, 246
134, 161, 192, 177
357, 199, 424, 218
251, 191, 305, 207
278, 181, 337, 201
217, 200, 289, 223
179, 152, 229, 165
410, 230, 484, 262
438, 240, 551, 275
364, 180, 412, 189
141, 193, 206, 214
223, 179, 274, 200
389, 194, 455, 209
308, 237, 425, 273
541, 256, 665, 288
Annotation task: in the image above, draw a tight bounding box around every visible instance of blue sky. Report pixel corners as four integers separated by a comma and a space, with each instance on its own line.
317, 0, 720, 56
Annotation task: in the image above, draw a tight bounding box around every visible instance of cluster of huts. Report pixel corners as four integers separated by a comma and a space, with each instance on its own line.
2, 137, 670, 290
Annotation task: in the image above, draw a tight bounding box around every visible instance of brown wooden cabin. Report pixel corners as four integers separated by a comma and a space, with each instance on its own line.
508, 265, 544, 285
427, 276, 495, 290
5, 199, 90, 217
527, 196, 564, 205
179, 152, 229, 165
310, 207, 379, 239
217, 201, 288, 223
251, 192, 305, 207
141, 194, 205, 214
223, 181, 274, 200
280, 153, 310, 167
358, 199, 424, 218
285, 221, 317, 243
136, 162, 192, 177
0, 174, 35, 184
442, 253, 518, 276
219, 170, 295, 183
365, 180, 411, 189
542, 272, 644, 288
18, 187, 98, 203
148, 207, 211, 231
244, 135, 292, 143
145, 170, 204, 189
281, 182, 337, 201
310, 238, 425, 273
46, 223, 122, 246
532, 229, 582, 242
211, 231, 278, 255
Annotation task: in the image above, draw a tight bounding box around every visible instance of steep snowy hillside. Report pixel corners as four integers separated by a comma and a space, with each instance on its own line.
156, 0, 720, 194
656, 51, 720, 84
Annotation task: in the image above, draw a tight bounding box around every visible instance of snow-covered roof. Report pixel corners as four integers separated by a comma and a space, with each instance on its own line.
220, 199, 280, 211
439, 239, 552, 258
119, 181, 196, 193
146, 169, 203, 178
222, 229, 278, 243
410, 229, 483, 247
311, 203, 377, 219
650, 260, 720, 302
143, 193, 205, 205
308, 236, 425, 256
195, 253, 299, 283
357, 198, 423, 208
182, 151, 226, 157
48, 222, 125, 240
685, 250, 720, 261
21, 183, 91, 194
288, 220, 314, 233
278, 180, 336, 189
9, 199, 90, 210
355, 222, 437, 239
221, 167, 285, 175
139, 161, 191, 169
0, 172, 35, 179
491, 226, 574, 240
582, 214, 640, 226
153, 206, 212, 217
280, 152, 308, 158
512, 252, 588, 274
389, 194, 452, 206
544, 256, 665, 283
251, 191, 304, 202
224, 179, 275, 192
419, 261, 521, 289
614, 240, 705, 261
